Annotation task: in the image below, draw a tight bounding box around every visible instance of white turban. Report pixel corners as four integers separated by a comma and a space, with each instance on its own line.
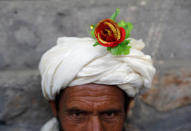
39, 37, 155, 100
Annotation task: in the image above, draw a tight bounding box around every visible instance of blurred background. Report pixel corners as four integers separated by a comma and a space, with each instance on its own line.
0, 0, 191, 131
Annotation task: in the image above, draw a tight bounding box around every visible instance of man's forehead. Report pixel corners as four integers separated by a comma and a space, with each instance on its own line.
60, 84, 125, 112
62, 84, 125, 98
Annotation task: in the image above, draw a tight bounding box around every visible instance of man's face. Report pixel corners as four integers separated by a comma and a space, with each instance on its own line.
52, 84, 127, 131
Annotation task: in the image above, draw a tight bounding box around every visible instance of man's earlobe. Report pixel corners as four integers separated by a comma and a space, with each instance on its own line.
49, 100, 57, 117
127, 100, 135, 114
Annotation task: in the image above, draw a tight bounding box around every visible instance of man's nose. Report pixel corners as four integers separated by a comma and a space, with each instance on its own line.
88, 115, 103, 131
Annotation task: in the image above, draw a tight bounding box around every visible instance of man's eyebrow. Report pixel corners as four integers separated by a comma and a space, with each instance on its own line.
65, 107, 89, 113
100, 109, 122, 114
65, 108, 122, 114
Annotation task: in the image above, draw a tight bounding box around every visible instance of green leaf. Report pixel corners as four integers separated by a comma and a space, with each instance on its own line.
117, 44, 124, 55
123, 46, 131, 55
126, 22, 133, 38
90, 24, 95, 38
110, 8, 120, 21
127, 22, 133, 34
122, 40, 130, 45
118, 21, 133, 38
118, 20, 126, 27
107, 41, 131, 55
107, 47, 112, 51
126, 40, 131, 44
90, 30, 95, 38
93, 42, 99, 46
111, 46, 120, 55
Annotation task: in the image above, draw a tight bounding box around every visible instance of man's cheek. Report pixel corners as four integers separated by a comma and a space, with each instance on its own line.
102, 120, 125, 131
60, 115, 88, 131
100, 113, 126, 130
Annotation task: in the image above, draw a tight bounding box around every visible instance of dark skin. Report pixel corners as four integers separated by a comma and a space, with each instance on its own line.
50, 84, 130, 131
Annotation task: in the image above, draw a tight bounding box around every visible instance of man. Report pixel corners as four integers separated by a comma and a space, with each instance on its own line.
39, 37, 155, 131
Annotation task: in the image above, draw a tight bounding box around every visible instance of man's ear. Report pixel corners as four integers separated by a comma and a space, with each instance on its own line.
127, 99, 135, 114
49, 100, 57, 117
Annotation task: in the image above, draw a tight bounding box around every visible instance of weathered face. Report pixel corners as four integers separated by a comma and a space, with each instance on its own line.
52, 84, 127, 131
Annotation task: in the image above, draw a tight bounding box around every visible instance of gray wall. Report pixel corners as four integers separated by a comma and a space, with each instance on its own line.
0, 0, 191, 130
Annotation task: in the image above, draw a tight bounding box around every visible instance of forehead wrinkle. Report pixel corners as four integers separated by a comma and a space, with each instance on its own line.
64, 94, 124, 110
69, 91, 120, 98
67, 95, 117, 103
65, 97, 123, 112
64, 84, 124, 98
61, 84, 125, 110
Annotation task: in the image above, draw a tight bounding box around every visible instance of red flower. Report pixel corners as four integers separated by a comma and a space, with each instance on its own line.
94, 19, 126, 47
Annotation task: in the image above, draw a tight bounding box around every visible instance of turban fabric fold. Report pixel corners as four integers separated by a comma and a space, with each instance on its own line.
39, 37, 155, 100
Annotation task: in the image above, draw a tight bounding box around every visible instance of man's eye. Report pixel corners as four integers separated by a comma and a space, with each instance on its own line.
101, 112, 116, 119
71, 112, 83, 117
69, 111, 87, 120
